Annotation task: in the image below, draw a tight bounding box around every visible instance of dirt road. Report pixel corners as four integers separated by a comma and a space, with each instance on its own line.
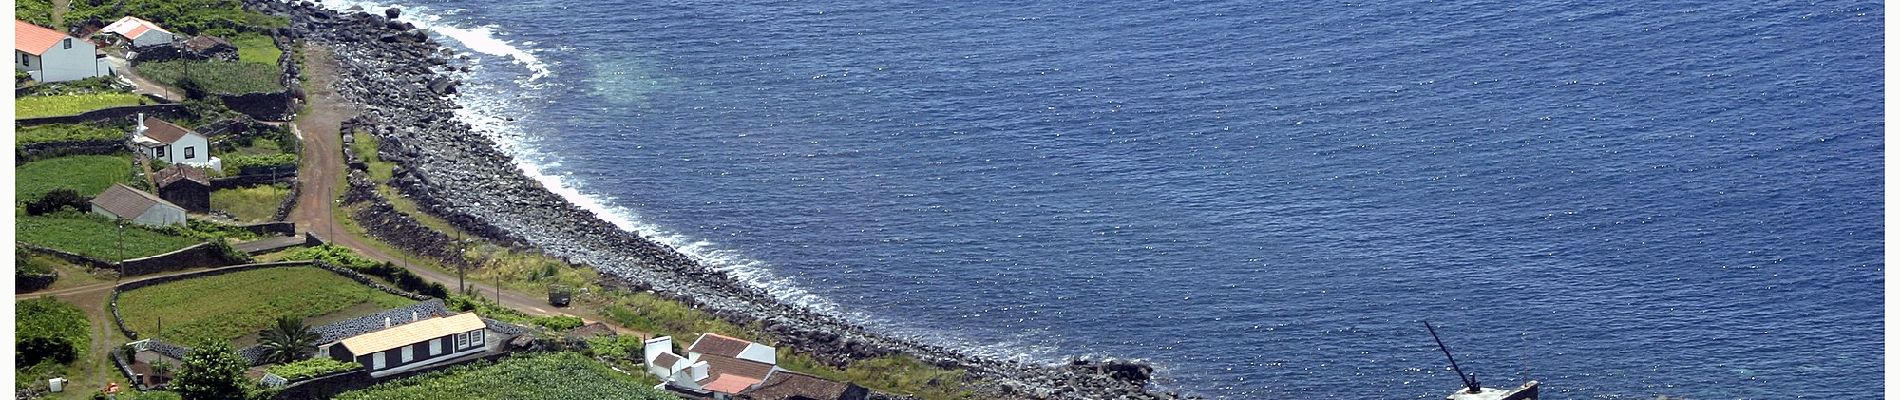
286, 46, 581, 319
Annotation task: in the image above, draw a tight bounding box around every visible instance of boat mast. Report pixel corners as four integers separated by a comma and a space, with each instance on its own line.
1425, 321, 1482, 393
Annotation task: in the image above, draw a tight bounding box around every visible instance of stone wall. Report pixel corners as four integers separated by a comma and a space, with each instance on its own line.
239, 222, 298, 237
212, 172, 298, 189
15, 103, 188, 127
16, 271, 58, 293
16, 139, 126, 164
118, 242, 231, 276
217, 91, 299, 121
17, 243, 117, 271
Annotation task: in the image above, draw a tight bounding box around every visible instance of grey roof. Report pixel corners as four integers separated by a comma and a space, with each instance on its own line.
310, 299, 453, 345
91, 184, 182, 219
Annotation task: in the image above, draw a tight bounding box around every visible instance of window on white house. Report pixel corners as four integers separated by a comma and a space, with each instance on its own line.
23, 55, 30, 67
372, 352, 385, 370
63, 38, 71, 49
470, 330, 483, 346
429, 339, 442, 355
456, 332, 469, 349
184, 146, 195, 159
401, 346, 413, 363
155, 147, 166, 158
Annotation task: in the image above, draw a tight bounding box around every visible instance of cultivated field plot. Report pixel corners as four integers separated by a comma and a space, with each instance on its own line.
334, 352, 674, 400
15, 155, 133, 202
15, 123, 125, 146
210, 184, 292, 222
15, 93, 145, 119
116, 266, 415, 345
16, 213, 200, 261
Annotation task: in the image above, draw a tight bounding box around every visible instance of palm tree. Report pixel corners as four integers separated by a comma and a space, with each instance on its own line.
257, 316, 319, 364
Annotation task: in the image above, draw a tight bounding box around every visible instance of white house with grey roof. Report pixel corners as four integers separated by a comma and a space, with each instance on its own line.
90, 183, 187, 227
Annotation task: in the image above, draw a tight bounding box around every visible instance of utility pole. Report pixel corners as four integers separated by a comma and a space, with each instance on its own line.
457, 231, 466, 295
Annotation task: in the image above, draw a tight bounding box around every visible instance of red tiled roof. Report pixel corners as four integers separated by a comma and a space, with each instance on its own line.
741, 371, 858, 400
141, 118, 193, 144
104, 16, 170, 39
689, 333, 755, 358
696, 354, 774, 384
16, 20, 68, 55
154, 165, 209, 187
702, 374, 765, 395
652, 352, 682, 370
91, 184, 179, 219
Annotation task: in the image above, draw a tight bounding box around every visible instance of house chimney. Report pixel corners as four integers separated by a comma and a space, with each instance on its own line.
385, 316, 392, 329
135, 113, 148, 136
412, 311, 418, 322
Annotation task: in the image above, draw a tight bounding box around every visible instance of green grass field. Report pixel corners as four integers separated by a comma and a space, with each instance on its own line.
16, 155, 133, 203
116, 266, 415, 345
136, 61, 283, 94
16, 213, 200, 262
334, 352, 674, 400
210, 184, 290, 222
16, 93, 144, 119
16, 123, 125, 146
232, 33, 281, 65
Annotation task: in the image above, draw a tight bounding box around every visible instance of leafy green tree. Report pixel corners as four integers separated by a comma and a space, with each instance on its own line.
173, 342, 249, 400
256, 316, 319, 364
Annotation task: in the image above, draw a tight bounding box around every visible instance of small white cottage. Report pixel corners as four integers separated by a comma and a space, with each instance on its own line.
91, 184, 188, 227
15, 20, 111, 83
132, 114, 221, 171
102, 16, 177, 48
325, 312, 505, 377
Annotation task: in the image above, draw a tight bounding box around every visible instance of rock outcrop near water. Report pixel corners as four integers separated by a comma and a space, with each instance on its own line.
259, 1, 1178, 398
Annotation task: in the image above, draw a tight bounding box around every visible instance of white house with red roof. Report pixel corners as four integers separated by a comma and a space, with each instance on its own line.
102, 16, 177, 48
131, 114, 221, 171
644, 333, 784, 399
15, 20, 110, 82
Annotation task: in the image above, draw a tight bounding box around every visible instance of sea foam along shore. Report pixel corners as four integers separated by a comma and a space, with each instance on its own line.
254, 1, 1180, 398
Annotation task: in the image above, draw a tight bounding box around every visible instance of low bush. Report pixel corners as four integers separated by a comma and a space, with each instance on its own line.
266, 358, 360, 381
445, 295, 580, 331
25, 189, 90, 216
18, 298, 90, 366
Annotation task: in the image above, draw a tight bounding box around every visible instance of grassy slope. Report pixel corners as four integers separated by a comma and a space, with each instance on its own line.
16, 154, 133, 202
116, 266, 414, 344
16, 93, 145, 119
334, 352, 675, 400
16, 214, 200, 261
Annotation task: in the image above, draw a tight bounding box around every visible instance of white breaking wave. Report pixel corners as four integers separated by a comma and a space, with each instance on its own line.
309, 0, 550, 81
301, 0, 1058, 363
303, 0, 847, 316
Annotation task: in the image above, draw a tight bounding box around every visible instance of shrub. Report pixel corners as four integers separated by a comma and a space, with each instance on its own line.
173, 342, 248, 400
25, 189, 90, 216
17, 298, 90, 366
265, 358, 360, 381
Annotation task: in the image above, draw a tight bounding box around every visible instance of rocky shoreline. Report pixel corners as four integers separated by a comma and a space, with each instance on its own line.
257, 1, 1180, 398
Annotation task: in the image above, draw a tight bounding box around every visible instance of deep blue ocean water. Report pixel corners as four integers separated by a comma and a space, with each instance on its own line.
319, 0, 1881, 397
